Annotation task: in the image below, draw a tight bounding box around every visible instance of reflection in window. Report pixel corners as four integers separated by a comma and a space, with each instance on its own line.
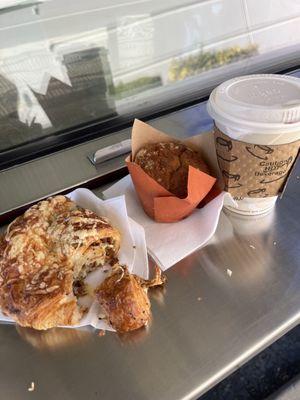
0, 0, 299, 156
168, 45, 258, 82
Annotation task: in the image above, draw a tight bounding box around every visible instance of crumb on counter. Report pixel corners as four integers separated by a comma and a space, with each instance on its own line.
273, 241, 277, 246
249, 244, 256, 249
28, 382, 35, 392
197, 297, 202, 301
226, 269, 233, 277
98, 330, 106, 337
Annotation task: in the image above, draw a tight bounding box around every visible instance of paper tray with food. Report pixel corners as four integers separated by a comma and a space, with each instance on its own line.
0, 189, 165, 333
104, 119, 234, 270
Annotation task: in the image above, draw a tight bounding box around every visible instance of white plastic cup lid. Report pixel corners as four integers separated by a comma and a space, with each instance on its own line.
207, 74, 300, 133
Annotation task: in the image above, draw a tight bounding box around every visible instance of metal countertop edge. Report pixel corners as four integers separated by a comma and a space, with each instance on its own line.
0, 128, 130, 221
186, 313, 300, 399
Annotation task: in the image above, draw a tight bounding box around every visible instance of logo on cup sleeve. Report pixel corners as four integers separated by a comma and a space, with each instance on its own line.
247, 188, 268, 197
246, 144, 274, 160
222, 170, 243, 189
216, 136, 238, 162
259, 156, 294, 184
216, 153, 238, 162
216, 136, 233, 151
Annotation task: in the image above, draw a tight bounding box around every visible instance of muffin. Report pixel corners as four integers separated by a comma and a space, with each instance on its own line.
134, 142, 210, 198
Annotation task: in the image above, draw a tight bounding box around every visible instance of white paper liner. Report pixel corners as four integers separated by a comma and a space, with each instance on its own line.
0, 189, 148, 331
104, 175, 234, 270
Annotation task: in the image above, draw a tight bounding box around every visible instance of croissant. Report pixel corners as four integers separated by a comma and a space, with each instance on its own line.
0, 195, 120, 330
95, 265, 166, 332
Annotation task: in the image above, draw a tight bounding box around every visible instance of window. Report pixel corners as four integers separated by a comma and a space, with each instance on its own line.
0, 0, 299, 166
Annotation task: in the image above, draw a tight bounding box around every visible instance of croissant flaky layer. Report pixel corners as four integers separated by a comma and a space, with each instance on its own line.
95, 265, 166, 332
0, 196, 120, 330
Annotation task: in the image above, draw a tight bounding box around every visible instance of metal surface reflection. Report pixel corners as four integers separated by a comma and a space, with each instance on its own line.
0, 171, 299, 399
0, 96, 299, 399
16, 326, 93, 352
116, 324, 151, 346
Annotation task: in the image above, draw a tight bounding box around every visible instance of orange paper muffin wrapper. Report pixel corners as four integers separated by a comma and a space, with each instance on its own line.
126, 120, 217, 223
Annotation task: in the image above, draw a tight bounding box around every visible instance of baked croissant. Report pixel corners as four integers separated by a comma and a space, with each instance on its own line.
95, 265, 166, 332
0, 196, 120, 330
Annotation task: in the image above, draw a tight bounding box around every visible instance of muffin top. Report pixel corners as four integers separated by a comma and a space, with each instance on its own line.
135, 142, 210, 198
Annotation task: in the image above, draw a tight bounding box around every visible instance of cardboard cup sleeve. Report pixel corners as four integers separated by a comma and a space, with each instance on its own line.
126, 119, 217, 223
214, 127, 300, 199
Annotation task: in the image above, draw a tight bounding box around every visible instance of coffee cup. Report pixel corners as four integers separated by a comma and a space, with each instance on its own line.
207, 74, 300, 215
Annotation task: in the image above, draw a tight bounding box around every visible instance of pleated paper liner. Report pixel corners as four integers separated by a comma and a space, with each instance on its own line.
126, 119, 217, 223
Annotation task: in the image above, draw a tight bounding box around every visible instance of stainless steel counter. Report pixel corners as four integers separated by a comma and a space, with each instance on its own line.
0, 159, 299, 400
1, 70, 300, 398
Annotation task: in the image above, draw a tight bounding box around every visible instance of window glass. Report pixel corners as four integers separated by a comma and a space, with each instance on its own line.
0, 0, 299, 154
